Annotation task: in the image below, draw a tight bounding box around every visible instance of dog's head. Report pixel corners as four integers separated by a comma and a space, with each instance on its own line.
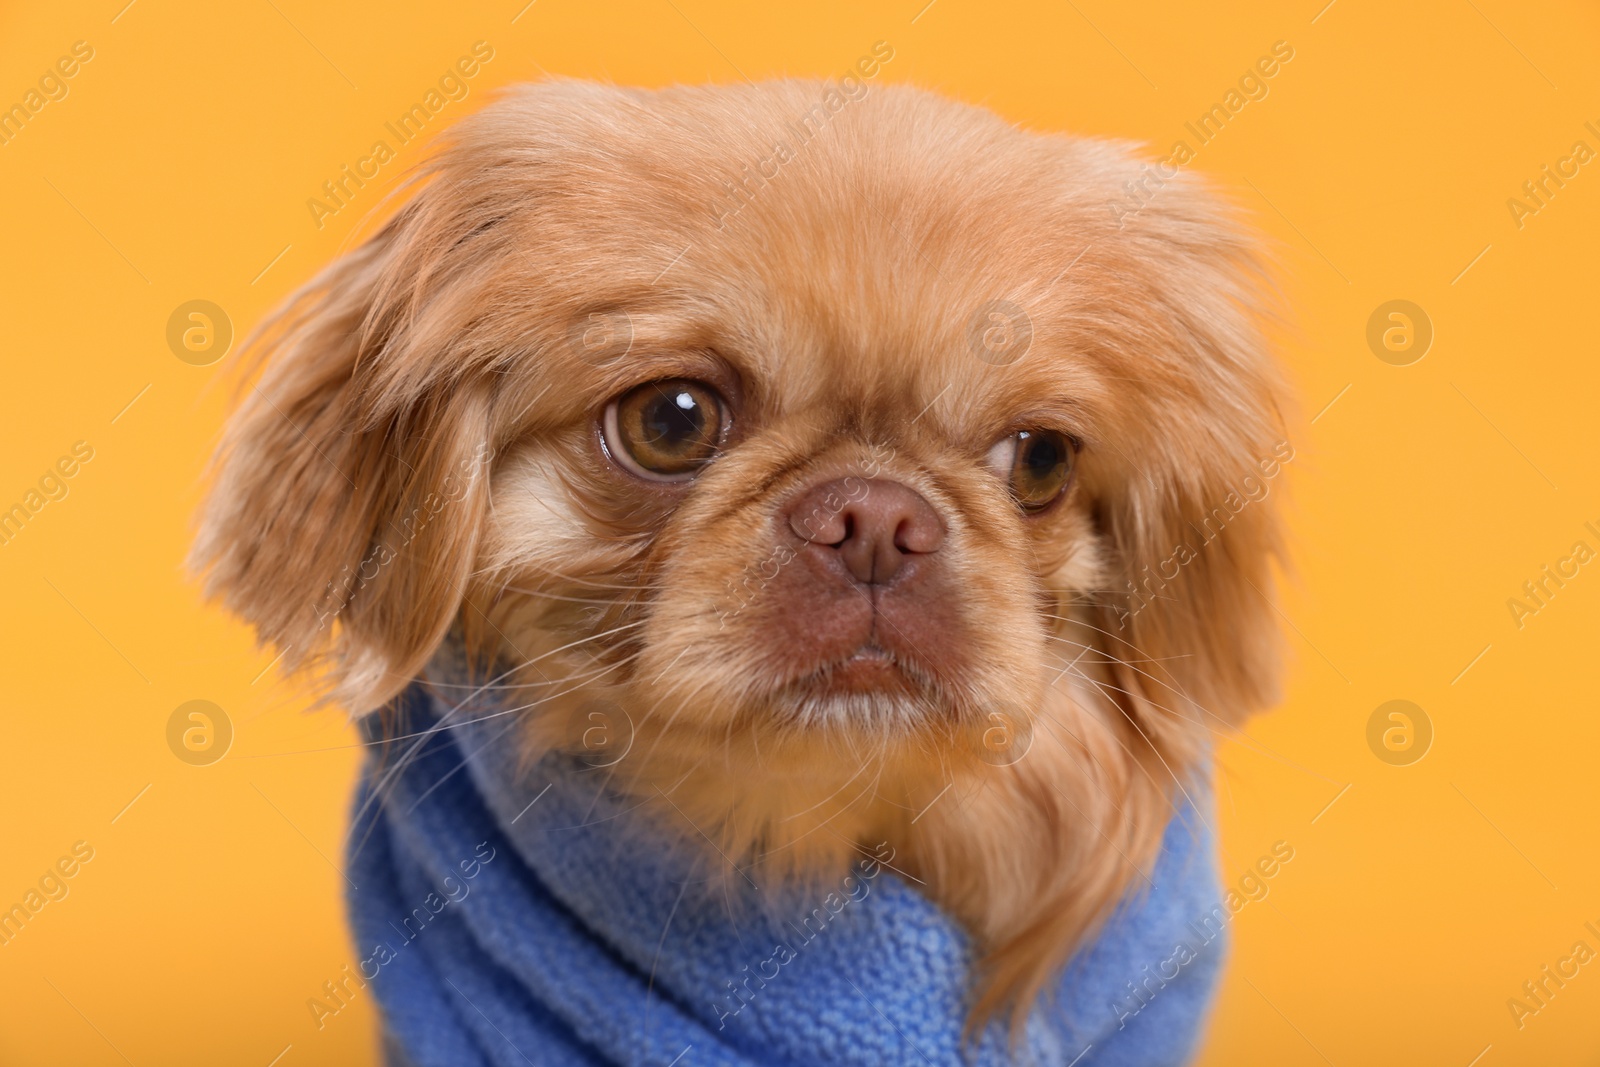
194, 78, 1289, 1022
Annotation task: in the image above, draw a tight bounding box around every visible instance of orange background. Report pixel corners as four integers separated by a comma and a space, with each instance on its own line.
3, 1, 1598, 1064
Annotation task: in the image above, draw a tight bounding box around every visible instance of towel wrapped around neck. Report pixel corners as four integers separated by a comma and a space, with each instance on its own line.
345, 644, 1228, 1066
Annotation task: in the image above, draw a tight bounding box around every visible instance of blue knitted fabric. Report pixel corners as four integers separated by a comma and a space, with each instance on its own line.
346, 665, 1228, 1067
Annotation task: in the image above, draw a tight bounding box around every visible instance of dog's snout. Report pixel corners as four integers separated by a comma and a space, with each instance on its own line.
760, 476, 962, 687
785, 478, 945, 585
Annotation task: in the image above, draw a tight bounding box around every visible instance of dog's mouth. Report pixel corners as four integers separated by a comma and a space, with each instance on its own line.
820, 640, 917, 693
772, 635, 943, 711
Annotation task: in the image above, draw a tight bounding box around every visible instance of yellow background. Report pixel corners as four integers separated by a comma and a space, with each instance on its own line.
2, 1, 1597, 1063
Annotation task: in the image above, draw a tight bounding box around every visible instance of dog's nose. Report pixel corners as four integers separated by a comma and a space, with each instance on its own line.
785, 478, 945, 585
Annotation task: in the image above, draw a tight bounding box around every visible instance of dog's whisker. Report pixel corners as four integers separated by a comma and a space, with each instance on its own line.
1041, 634, 1194, 665
347, 650, 554, 861
491, 619, 647, 674
1054, 664, 1215, 839
510, 563, 667, 593
378, 652, 648, 835
495, 585, 641, 606
1042, 614, 1255, 740
642, 864, 696, 1048
350, 642, 644, 848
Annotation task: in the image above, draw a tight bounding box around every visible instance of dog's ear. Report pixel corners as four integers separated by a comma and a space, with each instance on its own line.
1097, 455, 1289, 737
190, 209, 500, 713
1078, 173, 1294, 736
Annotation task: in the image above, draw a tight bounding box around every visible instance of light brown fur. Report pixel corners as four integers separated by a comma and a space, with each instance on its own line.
192, 79, 1290, 1034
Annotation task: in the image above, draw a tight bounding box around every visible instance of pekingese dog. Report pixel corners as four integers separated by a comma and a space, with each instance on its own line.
193, 77, 1290, 1045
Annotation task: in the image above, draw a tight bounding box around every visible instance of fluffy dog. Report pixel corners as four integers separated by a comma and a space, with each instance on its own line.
193, 78, 1289, 1044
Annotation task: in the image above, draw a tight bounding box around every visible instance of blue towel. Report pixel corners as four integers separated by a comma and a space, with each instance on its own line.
346, 654, 1229, 1067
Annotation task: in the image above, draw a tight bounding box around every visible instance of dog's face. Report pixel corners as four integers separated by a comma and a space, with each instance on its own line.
479, 215, 1102, 764
194, 79, 1289, 1023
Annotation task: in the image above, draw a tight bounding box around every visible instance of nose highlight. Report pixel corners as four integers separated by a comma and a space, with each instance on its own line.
786, 478, 945, 585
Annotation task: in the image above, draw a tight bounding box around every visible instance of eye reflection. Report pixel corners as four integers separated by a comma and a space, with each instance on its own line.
604, 379, 726, 480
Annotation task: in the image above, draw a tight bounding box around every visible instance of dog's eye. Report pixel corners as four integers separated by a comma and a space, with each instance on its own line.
603, 379, 727, 480
987, 429, 1074, 510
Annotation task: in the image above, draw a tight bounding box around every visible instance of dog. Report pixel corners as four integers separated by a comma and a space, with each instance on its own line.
193, 77, 1290, 1062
